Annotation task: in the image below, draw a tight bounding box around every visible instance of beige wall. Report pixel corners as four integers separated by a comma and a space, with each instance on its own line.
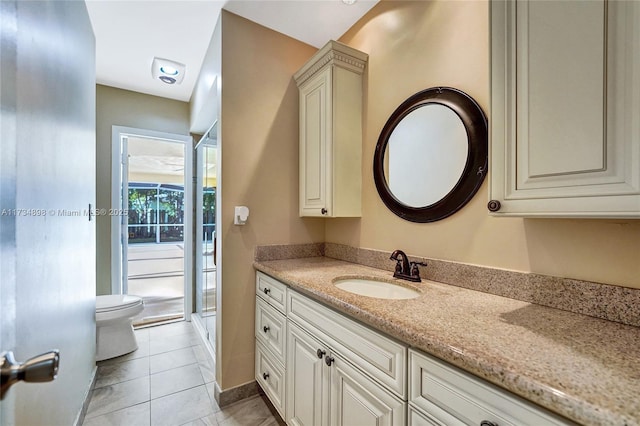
329, 0, 640, 289
217, 11, 325, 389
95, 85, 191, 295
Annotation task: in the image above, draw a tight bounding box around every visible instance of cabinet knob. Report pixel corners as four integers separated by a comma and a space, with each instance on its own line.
316, 349, 326, 359
324, 355, 335, 366
262, 372, 269, 380
480, 421, 498, 426
263, 325, 270, 333
487, 200, 501, 212
321, 208, 327, 215
263, 287, 271, 295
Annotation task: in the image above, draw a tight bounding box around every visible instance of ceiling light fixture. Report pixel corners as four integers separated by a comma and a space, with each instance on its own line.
342, 0, 357, 5
160, 65, 179, 76
159, 75, 177, 84
152, 57, 185, 85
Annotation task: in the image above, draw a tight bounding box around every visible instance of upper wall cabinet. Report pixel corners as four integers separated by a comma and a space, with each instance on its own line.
489, 0, 640, 217
294, 41, 368, 217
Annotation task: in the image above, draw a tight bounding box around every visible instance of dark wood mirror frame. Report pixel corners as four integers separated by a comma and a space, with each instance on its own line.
373, 87, 488, 223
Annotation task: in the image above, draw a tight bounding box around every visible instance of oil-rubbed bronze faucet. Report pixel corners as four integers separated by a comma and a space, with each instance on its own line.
390, 250, 427, 282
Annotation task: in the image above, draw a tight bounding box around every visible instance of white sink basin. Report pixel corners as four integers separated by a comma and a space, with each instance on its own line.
334, 278, 420, 300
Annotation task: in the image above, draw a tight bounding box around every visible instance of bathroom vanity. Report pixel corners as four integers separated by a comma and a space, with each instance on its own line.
253, 256, 640, 426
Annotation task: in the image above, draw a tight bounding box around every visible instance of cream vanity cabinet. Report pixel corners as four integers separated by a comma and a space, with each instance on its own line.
287, 321, 405, 426
286, 290, 406, 426
255, 272, 288, 418
294, 41, 368, 218
408, 350, 571, 426
255, 271, 406, 425
489, 0, 640, 217
256, 271, 570, 425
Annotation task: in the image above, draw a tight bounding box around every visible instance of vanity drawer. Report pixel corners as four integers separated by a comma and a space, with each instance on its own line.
256, 340, 286, 419
408, 404, 441, 426
409, 350, 572, 426
255, 296, 286, 365
287, 289, 407, 399
256, 271, 287, 313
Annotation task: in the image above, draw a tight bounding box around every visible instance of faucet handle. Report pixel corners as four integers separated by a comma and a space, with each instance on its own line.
409, 261, 427, 279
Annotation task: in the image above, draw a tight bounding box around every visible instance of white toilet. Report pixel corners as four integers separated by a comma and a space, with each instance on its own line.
95, 295, 144, 361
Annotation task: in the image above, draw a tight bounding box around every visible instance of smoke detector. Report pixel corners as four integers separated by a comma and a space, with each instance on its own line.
152, 57, 185, 85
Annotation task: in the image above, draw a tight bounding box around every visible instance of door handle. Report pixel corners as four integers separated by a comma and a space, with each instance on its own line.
1, 350, 60, 400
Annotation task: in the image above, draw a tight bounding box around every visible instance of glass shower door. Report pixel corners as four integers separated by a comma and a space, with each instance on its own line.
195, 124, 217, 351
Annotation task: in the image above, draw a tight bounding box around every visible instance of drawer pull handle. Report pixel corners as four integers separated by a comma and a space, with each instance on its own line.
324, 355, 334, 366
316, 349, 326, 359
263, 288, 271, 295
262, 372, 269, 380
480, 421, 498, 426
263, 326, 270, 333
321, 208, 328, 215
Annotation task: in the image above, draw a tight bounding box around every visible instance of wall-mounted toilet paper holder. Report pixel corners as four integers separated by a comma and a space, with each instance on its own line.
234, 206, 249, 225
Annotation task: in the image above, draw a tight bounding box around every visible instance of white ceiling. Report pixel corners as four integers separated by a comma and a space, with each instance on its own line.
86, 0, 378, 102
127, 135, 216, 185
128, 136, 185, 176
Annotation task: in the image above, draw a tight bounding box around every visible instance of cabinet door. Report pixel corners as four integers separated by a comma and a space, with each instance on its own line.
299, 67, 332, 217
490, 0, 640, 217
329, 353, 405, 426
286, 321, 329, 426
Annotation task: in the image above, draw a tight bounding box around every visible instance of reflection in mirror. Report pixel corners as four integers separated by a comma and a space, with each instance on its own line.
373, 87, 488, 223
387, 104, 468, 207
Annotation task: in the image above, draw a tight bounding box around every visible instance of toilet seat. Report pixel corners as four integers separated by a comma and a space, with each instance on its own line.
96, 295, 144, 324
96, 295, 143, 313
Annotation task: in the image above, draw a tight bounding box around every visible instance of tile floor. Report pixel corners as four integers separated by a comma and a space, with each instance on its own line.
83, 321, 279, 426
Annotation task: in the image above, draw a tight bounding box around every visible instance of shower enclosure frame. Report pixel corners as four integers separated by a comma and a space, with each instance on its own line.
193, 121, 218, 355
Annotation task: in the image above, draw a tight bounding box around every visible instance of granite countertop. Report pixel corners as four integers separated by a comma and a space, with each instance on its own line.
254, 256, 640, 426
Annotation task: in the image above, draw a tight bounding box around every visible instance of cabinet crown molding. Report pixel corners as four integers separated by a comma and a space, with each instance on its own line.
294, 40, 368, 87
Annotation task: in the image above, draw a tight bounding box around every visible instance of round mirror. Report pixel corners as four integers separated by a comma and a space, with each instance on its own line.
373, 87, 488, 223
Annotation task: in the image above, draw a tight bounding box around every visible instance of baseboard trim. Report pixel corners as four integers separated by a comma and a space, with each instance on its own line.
192, 318, 260, 408
213, 380, 260, 407
73, 365, 97, 426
